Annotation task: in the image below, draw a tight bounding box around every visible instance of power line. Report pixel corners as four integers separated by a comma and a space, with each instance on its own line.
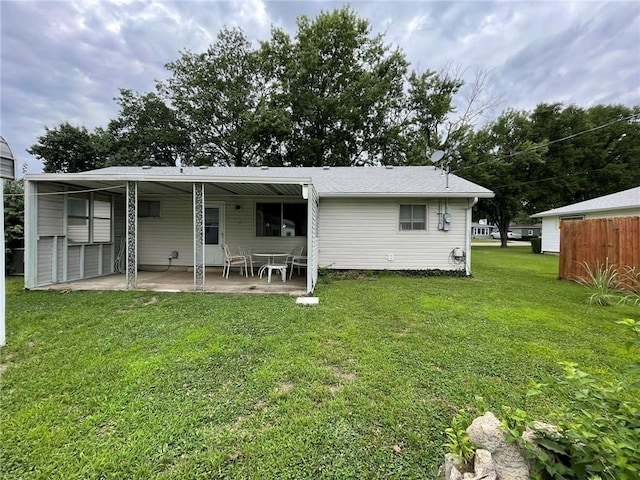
490, 167, 609, 191
454, 112, 639, 173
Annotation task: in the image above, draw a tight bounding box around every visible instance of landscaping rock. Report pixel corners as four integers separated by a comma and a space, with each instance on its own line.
466, 412, 529, 480
474, 449, 497, 479
443, 449, 498, 480
444, 454, 464, 480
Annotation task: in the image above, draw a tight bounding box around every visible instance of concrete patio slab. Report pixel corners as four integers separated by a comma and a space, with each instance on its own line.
33, 268, 308, 296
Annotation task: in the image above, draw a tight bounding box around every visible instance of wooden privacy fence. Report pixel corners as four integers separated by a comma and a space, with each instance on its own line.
559, 216, 640, 283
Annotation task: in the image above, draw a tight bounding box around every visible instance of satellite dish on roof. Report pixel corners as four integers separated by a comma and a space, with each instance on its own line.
430, 150, 445, 164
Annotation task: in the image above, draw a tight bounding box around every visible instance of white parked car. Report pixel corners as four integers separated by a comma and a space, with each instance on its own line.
490, 230, 519, 239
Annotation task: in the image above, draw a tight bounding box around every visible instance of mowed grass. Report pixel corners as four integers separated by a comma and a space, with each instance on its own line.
1, 247, 637, 479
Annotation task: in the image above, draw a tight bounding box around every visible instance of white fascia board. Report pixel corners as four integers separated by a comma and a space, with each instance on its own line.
318, 192, 495, 199
25, 173, 313, 185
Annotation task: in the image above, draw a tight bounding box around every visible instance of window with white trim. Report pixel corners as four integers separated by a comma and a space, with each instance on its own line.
399, 204, 426, 231
67, 196, 89, 242
67, 194, 112, 243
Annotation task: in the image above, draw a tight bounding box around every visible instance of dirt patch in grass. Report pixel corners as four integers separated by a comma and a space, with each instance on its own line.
275, 382, 294, 395
117, 296, 158, 312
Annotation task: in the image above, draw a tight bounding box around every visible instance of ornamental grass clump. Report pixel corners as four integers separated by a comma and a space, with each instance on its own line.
576, 260, 621, 306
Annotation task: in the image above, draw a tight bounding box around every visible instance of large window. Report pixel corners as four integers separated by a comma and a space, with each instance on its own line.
67, 194, 112, 243
256, 203, 307, 237
399, 204, 426, 231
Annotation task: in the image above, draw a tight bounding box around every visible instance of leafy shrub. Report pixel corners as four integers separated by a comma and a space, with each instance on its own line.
444, 412, 475, 467
531, 237, 542, 254
322, 269, 468, 280
501, 319, 640, 480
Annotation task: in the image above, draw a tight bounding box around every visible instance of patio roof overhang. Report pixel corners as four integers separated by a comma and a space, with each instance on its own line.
25, 173, 313, 197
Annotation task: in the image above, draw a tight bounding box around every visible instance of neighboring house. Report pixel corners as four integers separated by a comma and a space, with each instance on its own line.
24, 166, 494, 293
509, 224, 541, 240
471, 221, 493, 238
531, 186, 640, 253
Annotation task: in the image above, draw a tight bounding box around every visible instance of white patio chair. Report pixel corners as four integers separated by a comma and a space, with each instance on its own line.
222, 244, 248, 279
238, 245, 258, 277
285, 246, 304, 268
289, 254, 307, 279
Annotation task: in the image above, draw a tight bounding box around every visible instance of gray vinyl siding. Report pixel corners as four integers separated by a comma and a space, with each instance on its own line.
37, 185, 64, 236
318, 198, 468, 270
137, 196, 193, 266
84, 245, 100, 277
102, 245, 112, 274
67, 245, 82, 280
36, 237, 53, 286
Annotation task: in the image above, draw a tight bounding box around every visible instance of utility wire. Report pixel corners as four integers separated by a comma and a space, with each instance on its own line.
490, 167, 609, 191
3, 184, 127, 197
454, 112, 639, 172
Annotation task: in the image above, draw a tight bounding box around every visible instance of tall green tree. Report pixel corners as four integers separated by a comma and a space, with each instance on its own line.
402, 69, 464, 164
161, 27, 265, 166
27, 123, 105, 173
455, 109, 547, 246
527, 103, 640, 212
107, 89, 191, 167
259, 7, 409, 166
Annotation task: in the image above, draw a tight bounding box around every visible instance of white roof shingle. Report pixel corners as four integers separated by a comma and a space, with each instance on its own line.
532, 186, 640, 217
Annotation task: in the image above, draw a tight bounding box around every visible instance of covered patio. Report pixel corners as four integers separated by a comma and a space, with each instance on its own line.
36, 268, 308, 296
24, 166, 319, 295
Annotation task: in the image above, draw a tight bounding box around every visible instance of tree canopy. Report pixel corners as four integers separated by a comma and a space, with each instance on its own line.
26, 5, 639, 239
27, 123, 105, 173
455, 103, 640, 246
30, 7, 471, 170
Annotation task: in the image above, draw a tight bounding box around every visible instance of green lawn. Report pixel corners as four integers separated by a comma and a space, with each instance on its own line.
1, 247, 637, 479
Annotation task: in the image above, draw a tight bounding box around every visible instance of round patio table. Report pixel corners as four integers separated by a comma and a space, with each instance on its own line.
253, 253, 289, 280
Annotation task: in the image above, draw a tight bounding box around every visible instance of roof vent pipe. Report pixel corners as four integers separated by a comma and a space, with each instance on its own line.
323, 166, 331, 170
261, 166, 269, 170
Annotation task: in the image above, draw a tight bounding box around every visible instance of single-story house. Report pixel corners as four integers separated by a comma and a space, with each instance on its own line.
508, 224, 541, 240
471, 221, 493, 238
24, 166, 494, 293
531, 186, 640, 253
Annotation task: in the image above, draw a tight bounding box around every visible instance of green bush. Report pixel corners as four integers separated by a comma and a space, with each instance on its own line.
502, 319, 640, 480
530, 237, 542, 254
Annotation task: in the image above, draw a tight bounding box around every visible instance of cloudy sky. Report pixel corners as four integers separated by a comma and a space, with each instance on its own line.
1, 0, 639, 174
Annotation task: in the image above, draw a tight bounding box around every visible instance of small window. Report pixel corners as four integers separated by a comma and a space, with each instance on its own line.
67, 196, 89, 243
399, 204, 426, 231
138, 200, 161, 218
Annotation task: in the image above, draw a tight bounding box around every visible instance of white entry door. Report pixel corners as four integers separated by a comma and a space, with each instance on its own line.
205, 203, 225, 265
